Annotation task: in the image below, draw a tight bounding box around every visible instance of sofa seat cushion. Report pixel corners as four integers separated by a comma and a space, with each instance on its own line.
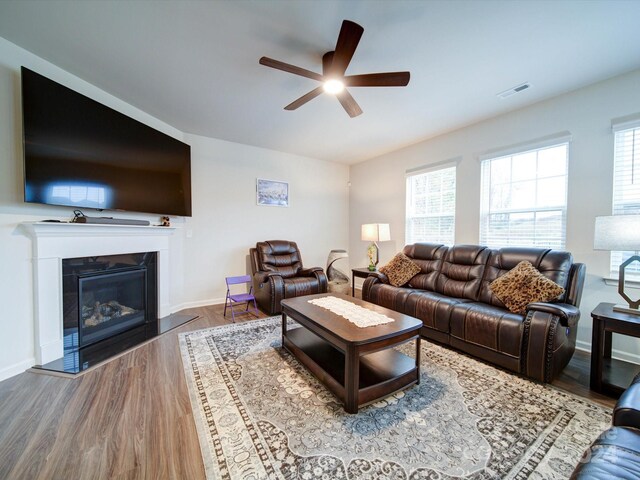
283, 277, 323, 298
450, 302, 524, 358
571, 427, 640, 479
403, 291, 472, 333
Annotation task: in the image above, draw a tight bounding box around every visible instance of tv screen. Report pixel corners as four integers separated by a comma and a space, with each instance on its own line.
21, 67, 192, 217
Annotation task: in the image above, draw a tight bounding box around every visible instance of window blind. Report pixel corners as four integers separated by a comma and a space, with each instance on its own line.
405, 165, 456, 245
611, 124, 640, 278
479, 142, 568, 249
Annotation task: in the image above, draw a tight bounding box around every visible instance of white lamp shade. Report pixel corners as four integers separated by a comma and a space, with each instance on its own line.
361, 223, 391, 242
594, 215, 640, 251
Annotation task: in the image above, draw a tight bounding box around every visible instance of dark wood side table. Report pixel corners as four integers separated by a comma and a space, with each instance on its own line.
352, 267, 375, 297
590, 302, 640, 397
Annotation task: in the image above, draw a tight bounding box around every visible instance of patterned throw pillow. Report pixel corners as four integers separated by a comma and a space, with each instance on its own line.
489, 261, 565, 314
379, 253, 421, 287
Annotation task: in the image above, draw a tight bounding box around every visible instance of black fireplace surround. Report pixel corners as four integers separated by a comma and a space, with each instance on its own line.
63, 252, 158, 349
38, 252, 159, 374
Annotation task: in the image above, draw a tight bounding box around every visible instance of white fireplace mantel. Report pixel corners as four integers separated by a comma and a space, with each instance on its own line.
21, 222, 176, 365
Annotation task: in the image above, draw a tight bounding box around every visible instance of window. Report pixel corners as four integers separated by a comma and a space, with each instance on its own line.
405, 165, 456, 245
46, 183, 110, 209
479, 141, 569, 249
611, 122, 640, 279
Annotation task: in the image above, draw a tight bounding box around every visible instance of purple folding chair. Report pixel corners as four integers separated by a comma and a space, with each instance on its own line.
224, 275, 259, 322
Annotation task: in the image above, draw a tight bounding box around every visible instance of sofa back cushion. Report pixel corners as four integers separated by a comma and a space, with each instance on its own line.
435, 245, 490, 300
403, 243, 448, 291
255, 240, 302, 278
479, 247, 573, 308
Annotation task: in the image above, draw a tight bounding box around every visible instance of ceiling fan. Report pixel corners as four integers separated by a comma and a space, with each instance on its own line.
259, 20, 410, 118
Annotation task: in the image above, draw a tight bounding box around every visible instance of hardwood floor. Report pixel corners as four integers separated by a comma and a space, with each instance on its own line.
0, 305, 268, 480
0, 300, 617, 479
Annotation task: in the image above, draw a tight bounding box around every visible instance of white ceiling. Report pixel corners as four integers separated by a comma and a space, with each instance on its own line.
1, 0, 640, 165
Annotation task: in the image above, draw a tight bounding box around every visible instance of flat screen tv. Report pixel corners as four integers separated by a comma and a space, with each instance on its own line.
21, 67, 192, 217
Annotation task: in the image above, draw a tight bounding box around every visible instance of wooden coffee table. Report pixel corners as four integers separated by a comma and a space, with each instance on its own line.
281, 293, 422, 414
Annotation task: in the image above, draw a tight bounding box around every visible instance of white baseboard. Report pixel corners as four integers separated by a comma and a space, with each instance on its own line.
575, 341, 591, 355
0, 357, 35, 383
170, 297, 225, 314
576, 340, 640, 364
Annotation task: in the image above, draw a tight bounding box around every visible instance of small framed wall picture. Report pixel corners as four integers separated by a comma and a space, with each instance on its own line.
257, 178, 289, 207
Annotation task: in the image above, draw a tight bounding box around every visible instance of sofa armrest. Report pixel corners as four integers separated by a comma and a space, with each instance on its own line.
254, 270, 282, 284
526, 302, 580, 328
367, 272, 390, 284
299, 267, 323, 277
523, 308, 579, 383
613, 374, 640, 429
361, 272, 390, 303
298, 267, 328, 293
252, 271, 285, 315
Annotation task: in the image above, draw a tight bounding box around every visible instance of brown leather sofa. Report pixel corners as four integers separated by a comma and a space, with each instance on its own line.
571, 373, 640, 479
362, 243, 586, 382
250, 240, 328, 315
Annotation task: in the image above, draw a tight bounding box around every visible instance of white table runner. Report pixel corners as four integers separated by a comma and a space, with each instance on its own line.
307, 296, 395, 328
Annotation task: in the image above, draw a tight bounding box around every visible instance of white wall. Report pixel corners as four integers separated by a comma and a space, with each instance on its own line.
179, 135, 349, 307
349, 69, 640, 363
0, 36, 349, 381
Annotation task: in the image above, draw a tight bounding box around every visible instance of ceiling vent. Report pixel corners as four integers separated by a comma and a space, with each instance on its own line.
497, 82, 531, 99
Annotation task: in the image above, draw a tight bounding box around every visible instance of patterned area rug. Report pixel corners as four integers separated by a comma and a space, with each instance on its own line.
179, 317, 610, 479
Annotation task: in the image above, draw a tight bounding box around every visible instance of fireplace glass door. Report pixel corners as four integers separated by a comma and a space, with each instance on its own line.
78, 268, 147, 347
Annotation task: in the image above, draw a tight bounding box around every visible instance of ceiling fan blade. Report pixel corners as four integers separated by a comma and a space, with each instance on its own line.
259, 57, 324, 82
336, 88, 363, 118
284, 86, 324, 110
322, 51, 334, 77
345, 72, 410, 87
328, 20, 364, 77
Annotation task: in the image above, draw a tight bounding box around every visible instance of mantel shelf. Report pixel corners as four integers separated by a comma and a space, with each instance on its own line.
21, 222, 176, 238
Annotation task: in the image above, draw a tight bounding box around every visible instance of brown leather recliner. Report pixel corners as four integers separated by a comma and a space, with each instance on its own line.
250, 240, 328, 315
571, 373, 640, 478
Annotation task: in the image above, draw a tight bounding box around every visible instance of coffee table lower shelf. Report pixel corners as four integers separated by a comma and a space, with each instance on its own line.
283, 327, 419, 412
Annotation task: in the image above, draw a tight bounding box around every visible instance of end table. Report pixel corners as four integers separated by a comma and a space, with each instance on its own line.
351, 267, 375, 297
590, 302, 640, 397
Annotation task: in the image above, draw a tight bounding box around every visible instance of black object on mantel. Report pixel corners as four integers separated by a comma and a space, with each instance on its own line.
72, 216, 150, 226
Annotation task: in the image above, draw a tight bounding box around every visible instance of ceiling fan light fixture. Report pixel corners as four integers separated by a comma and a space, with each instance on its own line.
323, 79, 344, 95
259, 20, 409, 116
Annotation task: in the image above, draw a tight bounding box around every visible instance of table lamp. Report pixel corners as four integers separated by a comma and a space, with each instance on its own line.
361, 223, 391, 271
594, 215, 640, 315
